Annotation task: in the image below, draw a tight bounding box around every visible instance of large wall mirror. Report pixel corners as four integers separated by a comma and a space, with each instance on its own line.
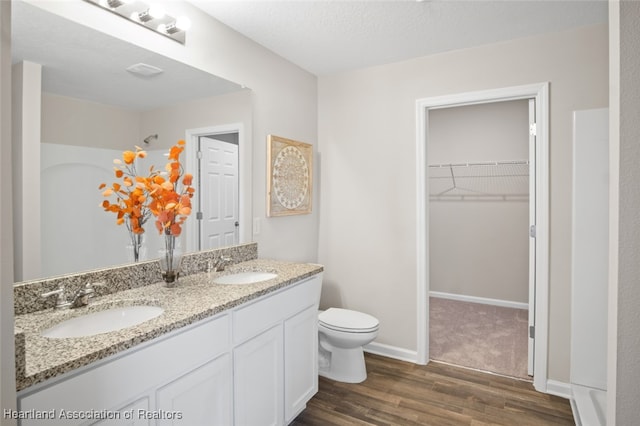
12, 1, 253, 281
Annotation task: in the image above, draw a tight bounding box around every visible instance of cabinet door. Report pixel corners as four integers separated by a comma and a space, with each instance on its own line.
92, 398, 150, 426
233, 325, 283, 426
284, 306, 318, 423
156, 353, 232, 426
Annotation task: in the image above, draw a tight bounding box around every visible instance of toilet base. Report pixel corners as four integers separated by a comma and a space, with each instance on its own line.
318, 346, 368, 383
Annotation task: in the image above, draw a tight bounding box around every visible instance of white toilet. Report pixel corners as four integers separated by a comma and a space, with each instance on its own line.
318, 308, 379, 383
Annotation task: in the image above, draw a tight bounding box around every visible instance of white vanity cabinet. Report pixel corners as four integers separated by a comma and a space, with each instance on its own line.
19, 312, 231, 426
17, 272, 322, 426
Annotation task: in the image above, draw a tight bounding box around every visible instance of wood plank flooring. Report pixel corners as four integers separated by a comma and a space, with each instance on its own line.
291, 354, 574, 426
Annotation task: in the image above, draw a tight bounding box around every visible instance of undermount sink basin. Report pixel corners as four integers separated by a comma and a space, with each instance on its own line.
213, 271, 278, 285
41, 305, 164, 339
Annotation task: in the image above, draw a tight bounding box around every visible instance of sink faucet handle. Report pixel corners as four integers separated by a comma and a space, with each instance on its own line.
42, 286, 64, 299
41, 286, 71, 309
85, 281, 106, 289
214, 255, 232, 272
69, 282, 100, 308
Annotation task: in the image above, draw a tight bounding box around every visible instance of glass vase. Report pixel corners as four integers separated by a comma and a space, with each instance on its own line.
126, 233, 146, 263
159, 234, 182, 286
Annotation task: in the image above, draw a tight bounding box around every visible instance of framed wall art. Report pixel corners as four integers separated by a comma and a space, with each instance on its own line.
267, 135, 313, 217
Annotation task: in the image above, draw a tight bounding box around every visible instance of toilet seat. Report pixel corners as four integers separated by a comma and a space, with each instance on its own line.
319, 308, 379, 333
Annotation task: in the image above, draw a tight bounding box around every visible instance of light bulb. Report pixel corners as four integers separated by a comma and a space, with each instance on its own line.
148, 4, 166, 19
136, 5, 165, 22
105, 0, 131, 8
175, 16, 191, 31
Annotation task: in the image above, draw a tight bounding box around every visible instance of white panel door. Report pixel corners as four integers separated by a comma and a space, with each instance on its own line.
200, 137, 239, 250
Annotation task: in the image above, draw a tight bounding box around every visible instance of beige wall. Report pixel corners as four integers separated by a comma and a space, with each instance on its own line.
42, 93, 141, 150
140, 90, 252, 151
41, 90, 252, 151
608, 0, 640, 423
429, 101, 529, 303
0, 1, 16, 420
318, 24, 608, 382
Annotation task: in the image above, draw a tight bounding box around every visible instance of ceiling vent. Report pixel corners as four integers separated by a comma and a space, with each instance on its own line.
126, 63, 164, 78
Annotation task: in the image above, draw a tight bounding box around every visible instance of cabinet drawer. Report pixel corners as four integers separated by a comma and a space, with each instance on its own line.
232, 275, 321, 344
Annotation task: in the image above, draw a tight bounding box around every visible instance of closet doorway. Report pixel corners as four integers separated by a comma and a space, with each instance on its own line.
415, 83, 550, 393
428, 99, 531, 380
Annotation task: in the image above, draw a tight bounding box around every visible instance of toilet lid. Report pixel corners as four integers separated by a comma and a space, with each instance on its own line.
319, 308, 379, 332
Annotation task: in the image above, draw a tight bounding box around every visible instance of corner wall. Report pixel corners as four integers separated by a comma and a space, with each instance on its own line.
318, 24, 608, 382
0, 0, 17, 421
608, 0, 640, 423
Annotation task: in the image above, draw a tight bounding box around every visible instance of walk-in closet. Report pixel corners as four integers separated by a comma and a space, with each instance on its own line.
427, 99, 532, 380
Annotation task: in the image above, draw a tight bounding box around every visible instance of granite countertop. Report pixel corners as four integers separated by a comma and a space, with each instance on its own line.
14, 259, 323, 392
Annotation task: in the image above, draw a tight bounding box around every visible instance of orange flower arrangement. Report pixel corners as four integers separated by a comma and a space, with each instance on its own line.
99, 146, 157, 236
148, 140, 195, 236
99, 140, 194, 281
99, 140, 194, 249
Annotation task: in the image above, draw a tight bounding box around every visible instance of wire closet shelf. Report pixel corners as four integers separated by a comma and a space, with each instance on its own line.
428, 160, 529, 201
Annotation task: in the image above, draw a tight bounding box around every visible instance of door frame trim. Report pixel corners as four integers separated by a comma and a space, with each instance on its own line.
415, 82, 549, 392
185, 123, 248, 253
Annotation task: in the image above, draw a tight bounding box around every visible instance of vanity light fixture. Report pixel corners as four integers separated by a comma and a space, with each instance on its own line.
105, 0, 131, 8
133, 5, 165, 23
84, 0, 189, 44
158, 16, 192, 35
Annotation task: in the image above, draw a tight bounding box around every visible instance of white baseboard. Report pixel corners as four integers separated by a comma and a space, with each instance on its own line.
364, 342, 419, 364
546, 379, 572, 399
430, 291, 529, 310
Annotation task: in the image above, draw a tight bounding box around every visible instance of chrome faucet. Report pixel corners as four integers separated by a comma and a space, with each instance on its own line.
41, 286, 72, 310
41, 282, 102, 310
207, 255, 232, 273
70, 283, 96, 308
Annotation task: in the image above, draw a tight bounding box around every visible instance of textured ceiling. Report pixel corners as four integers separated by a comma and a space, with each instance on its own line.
190, 0, 608, 76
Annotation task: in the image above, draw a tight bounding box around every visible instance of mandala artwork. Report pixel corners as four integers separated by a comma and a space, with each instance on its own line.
273, 146, 309, 209
267, 135, 312, 216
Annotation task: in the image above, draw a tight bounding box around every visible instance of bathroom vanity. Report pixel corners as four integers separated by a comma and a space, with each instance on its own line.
14, 255, 323, 426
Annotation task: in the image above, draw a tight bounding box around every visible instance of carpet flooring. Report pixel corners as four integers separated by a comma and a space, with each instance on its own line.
429, 297, 530, 380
